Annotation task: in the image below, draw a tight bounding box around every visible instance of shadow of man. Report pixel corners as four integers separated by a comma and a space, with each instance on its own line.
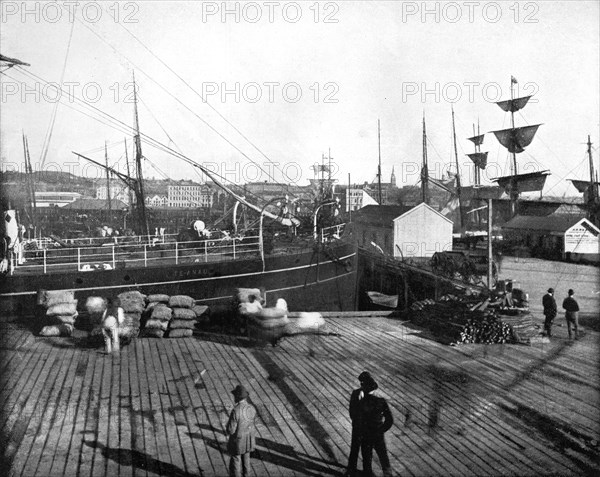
83, 439, 197, 477
189, 423, 344, 476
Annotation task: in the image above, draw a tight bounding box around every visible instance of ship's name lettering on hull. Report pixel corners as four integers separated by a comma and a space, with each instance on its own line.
174, 269, 214, 278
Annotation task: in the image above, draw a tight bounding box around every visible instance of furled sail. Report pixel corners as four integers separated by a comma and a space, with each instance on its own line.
493, 171, 550, 193
569, 179, 600, 194
491, 124, 541, 154
496, 95, 532, 113
466, 152, 488, 170
467, 134, 485, 146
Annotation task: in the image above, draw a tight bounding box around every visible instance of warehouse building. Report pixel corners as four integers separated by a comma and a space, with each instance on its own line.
502, 215, 599, 262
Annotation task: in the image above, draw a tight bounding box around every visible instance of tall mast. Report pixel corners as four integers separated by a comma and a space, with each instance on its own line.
508, 78, 518, 217
377, 119, 382, 204
451, 106, 463, 230
509, 79, 518, 176
105, 141, 112, 216
328, 147, 332, 185
467, 121, 488, 228
588, 135, 595, 199
491, 76, 543, 218
473, 122, 480, 185
132, 71, 150, 236
421, 114, 429, 205
124, 138, 134, 209
588, 135, 599, 225
22, 132, 36, 230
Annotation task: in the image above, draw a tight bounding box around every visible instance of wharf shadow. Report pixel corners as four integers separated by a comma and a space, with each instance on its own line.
393, 319, 457, 345
499, 402, 600, 476
189, 423, 343, 477
83, 439, 199, 477
578, 312, 600, 332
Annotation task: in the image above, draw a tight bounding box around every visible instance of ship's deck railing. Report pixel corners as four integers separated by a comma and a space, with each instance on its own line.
52, 233, 179, 247
320, 223, 346, 243
13, 235, 261, 274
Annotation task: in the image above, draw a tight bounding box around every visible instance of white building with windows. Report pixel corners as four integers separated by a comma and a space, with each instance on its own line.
346, 188, 378, 212
96, 182, 132, 205
167, 182, 213, 208
146, 195, 168, 208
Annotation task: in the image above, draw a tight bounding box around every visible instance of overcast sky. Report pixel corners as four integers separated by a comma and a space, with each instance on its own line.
1, 1, 599, 197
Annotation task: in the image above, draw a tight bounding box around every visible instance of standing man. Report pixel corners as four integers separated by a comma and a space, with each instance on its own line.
345, 371, 372, 477
562, 289, 580, 339
359, 374, 394, 477
226, 384, 257, 477
542, 288, 557, 337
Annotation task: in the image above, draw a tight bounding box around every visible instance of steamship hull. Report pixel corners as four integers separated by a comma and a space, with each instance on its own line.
0, 242, 357, 317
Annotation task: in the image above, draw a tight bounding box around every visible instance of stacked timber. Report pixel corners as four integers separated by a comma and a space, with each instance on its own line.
410, 295, 514, 345
37, 289, 77, 337
497, 313, 540, 344
166, 295, 197, 338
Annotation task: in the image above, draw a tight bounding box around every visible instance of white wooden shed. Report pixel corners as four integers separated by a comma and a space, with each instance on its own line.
393, 203, 453, 258
564, 218, 600, 260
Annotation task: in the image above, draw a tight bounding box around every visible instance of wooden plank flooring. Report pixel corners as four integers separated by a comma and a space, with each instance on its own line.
1, 317, 599, 477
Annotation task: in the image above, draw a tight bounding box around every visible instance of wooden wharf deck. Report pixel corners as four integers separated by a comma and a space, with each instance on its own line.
1, 315, 599, 477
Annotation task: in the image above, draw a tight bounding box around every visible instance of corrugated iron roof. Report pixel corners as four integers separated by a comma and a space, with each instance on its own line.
502, 214, 586, 233
353, 204, 412, 228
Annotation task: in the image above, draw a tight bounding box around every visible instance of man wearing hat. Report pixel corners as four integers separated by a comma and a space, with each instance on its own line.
345, 371, 371, 476
226, 384, 257, 477
359, 373, 393, 477
542, 288, 557, 337
345, 372, 393, 477
562, 289, 580, 339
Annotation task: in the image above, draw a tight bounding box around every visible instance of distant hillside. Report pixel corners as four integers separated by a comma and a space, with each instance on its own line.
1, 170, 97, 193
1, 170, 97, 208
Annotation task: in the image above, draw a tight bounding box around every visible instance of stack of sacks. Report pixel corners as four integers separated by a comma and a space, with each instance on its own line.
242, 297, 290, 345
192, 304, 210, 328
37, 289, 78, 337
142, 294, 170, 337
167, 295, 196, 338
117, 291, 145, 340
143, 300, 172, 338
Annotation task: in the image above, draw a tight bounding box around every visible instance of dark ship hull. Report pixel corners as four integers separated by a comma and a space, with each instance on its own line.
0, 241, 357, 316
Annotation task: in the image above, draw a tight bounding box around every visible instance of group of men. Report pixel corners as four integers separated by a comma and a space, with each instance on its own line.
224, 372, 394, 477
542, 288, 581, 339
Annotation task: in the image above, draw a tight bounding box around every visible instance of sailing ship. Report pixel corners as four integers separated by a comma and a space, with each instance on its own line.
490, 77, 550, 216
569, 136, 600, 227
0, 59, 356, 316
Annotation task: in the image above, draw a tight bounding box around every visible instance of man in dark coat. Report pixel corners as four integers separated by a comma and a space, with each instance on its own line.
226, 384, 257, 477
359, 374, 393, 477
345, 371, 372, 476
562, 289, 580, 339
542, 288, 557, 337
